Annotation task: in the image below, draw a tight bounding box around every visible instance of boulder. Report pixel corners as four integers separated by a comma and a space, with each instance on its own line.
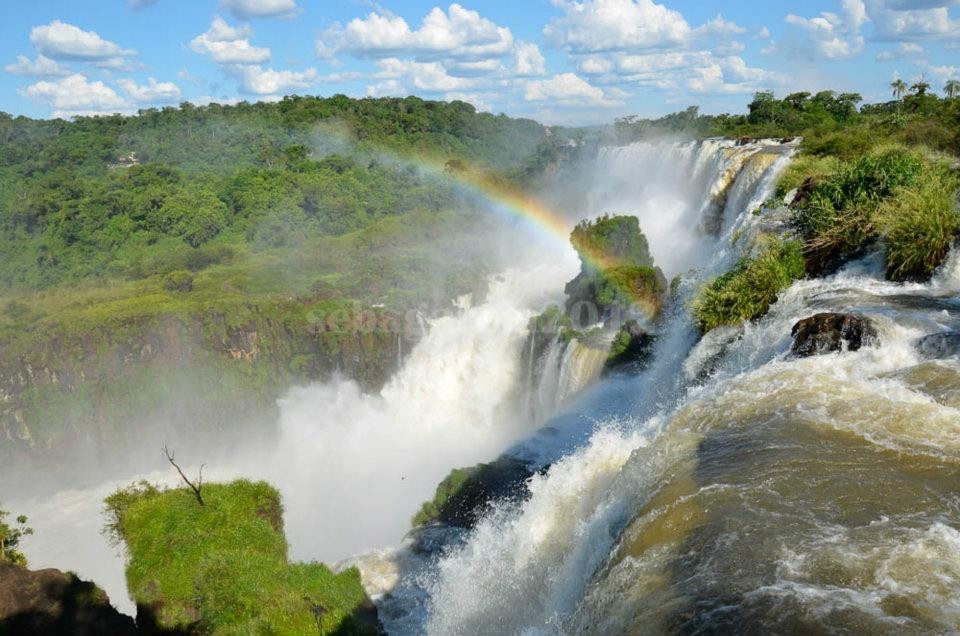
0, 562, 138, 635
605, 320, 655, 372
915, 331, 960, 360
790, 313, 878, 357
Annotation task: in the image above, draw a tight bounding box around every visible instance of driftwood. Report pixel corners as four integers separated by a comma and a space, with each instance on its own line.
162, 445, 205, 506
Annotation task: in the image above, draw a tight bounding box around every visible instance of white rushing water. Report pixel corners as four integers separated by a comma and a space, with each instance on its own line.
387, 138, 960, 634
9, 137, 802, 624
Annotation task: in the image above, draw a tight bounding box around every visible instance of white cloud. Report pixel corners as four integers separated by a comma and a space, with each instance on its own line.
783, 0, 868, 59
755, 26, 772, 40
129, 0, 158, 7
513, 42, 546, 76
578, 56, 614, 74
366, 79, 407, 97
525, 72, 620, 106
328, 3, 513, 60
4, 54, 70, 77
876, 41, 925, 59
694, 15, 747, 37
30, 20, 136, 67
220, 0, 297, 18
190, 17, 271, 64
235, 65, 317, 94
117, 77, 182, 102
543, 0, 691, 52
20, 73, 131, 117
375, 58, 474, 92
687, 55, 787, 94
866, 0, 960, 40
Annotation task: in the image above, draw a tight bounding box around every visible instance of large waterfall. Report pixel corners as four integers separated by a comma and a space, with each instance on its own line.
362, 138, 960, 634
16, 120, 960, 633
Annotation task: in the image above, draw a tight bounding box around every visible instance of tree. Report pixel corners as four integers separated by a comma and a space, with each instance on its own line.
911, 80, 931, 96
891, 79, 908, 100
0, 507, 33, 566
945, 79, 960, 99
163, 446, 205, 506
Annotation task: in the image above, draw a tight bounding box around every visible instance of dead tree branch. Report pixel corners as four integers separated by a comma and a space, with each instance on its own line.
163, 445, 205, 506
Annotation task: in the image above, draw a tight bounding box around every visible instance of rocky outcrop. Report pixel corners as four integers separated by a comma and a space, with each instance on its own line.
412, 457, 535, 529
0, 562, 138, 635
790, 312, 879, 357
915, 331, 960, 359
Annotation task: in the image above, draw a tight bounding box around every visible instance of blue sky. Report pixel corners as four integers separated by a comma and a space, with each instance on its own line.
1, 0, 959, 124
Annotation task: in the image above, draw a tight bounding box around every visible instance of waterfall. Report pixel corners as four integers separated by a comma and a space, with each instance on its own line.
386, 139, 960, 635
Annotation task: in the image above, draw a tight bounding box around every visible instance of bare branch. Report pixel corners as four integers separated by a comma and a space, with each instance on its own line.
163, 445, 205, 506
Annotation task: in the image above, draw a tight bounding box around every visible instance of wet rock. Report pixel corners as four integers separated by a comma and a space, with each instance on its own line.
0, 562, 138, 635
412, 457, 535, 529
790, 313, 879, 357
916, 331, 960, 360
605, 320, 655, 372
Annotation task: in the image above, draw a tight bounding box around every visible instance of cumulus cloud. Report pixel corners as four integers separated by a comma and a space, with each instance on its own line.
513, 42, 546, 76
20, 73, 131, 117
117, 77, 182, 102
525, 72, 621, 106
220, 0, 298, 19
866, 0, 960, 41
543, 0, 691, 52
324, 3, 513, 60
4, 54, 70, 77
190, 16, 271, 64
375, 58, 475, 92
876, 41, 926, 59
30, 20, 136, 68
694, 15, 747, 37
686, 55, 787, 94
783, 0, 868, 59
234, 65, 317, 94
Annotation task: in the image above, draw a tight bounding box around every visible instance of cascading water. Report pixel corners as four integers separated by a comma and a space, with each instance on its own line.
377, 137, 960, 634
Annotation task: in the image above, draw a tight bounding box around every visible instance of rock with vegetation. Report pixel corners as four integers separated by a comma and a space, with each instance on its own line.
790, 313, 879, 357
605, 320, 655, 372
104, 479, 380, 634
564, 215, 666, 321
412, 458, 534, 529
692, 237, 805, 332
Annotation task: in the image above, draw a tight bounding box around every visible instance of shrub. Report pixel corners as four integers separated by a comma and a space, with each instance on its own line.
774, 154, 841, 200
877, 170, 960, 281
793, 146, 924, 273
693, 238, 805, 332
570, 215, 653, 270
0, 506, 33, 566
594, 265, 667, 317
162, 270, 194, 292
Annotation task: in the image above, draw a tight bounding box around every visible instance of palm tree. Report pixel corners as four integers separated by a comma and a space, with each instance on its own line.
945, 79, 960, 99
891, 79, 908, 100
910, 79, 930, 96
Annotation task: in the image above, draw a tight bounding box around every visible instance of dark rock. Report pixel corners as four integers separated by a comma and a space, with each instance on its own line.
605, 320, 655, 372
0, 562, 138, 635
790, 313, 879, 357
413, 457, 536, 529
916, 331, 960, 360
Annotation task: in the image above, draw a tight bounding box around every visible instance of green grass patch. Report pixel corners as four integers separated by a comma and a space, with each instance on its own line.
877, 169, 960, 281
692, 238, 805, 332
792, 146, 925, 273
105, 479, 377, 634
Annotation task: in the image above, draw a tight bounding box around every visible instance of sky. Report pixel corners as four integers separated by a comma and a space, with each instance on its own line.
1, 0, 959, 125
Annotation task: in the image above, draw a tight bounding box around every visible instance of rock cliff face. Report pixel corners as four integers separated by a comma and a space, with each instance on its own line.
0, 562, 138, 635
0, 302, 414, 490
